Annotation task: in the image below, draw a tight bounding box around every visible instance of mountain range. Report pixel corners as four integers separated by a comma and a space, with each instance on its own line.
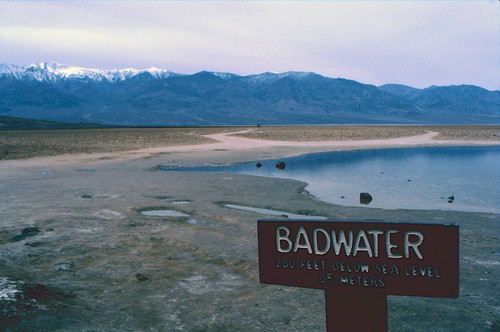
1, 62, 499, 126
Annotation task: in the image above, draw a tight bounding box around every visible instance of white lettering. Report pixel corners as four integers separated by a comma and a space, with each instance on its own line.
331, 230, 353, 256
386, 230, 402, 258
367, 230, 383, 257
313, 228, 331, 255
352, 229, 373, 257
276, 226, 292, 253
404, 231, 424, 259
293, 226, 312, 254
275, 225, 426, 260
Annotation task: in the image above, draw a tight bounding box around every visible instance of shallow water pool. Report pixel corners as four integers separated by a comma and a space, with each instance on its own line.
164, 146, 500, 213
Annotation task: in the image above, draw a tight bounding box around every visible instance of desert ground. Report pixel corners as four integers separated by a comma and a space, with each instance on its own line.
1, 125, 499, 331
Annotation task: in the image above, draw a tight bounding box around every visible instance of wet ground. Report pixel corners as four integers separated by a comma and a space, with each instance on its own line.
1, 132, 499, 331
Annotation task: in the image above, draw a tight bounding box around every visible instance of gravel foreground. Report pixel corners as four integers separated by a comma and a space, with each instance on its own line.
1, 126, 499, 331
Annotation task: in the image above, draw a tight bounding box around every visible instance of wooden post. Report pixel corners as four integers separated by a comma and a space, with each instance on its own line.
325, 291, 387, 332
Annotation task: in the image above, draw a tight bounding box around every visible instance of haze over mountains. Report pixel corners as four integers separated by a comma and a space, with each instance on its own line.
1, 62, 499, 126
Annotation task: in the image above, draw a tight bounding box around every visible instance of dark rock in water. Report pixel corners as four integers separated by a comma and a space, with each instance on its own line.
12, 227, 41, 242
12, 235, 25, 242
136, 273, 149, 282
448, 195, 455, 203
21, 227, 41, 236
275, 161, 286, 170
81, 194, 93, 198
341, 196, 345, 199
256, 163, 262, 168
360, 192, 373, 205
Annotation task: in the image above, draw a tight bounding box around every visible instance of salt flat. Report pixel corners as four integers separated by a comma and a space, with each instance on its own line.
1, 126, 499, 331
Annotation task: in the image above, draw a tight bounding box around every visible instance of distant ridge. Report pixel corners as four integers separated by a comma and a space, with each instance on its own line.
0, 115, 116, 130
1, 62, 499, 126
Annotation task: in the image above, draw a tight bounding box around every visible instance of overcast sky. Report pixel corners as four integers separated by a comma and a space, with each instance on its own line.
1, 1, 499, 90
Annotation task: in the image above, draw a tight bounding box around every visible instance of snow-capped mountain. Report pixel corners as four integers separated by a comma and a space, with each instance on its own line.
1, 62, 499, 126
0, 62, 181, 83
0, 62, 323, 85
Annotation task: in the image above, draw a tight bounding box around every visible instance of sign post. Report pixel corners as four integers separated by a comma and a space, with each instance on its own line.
257, 219, 459, 332
325, 291, 387, 331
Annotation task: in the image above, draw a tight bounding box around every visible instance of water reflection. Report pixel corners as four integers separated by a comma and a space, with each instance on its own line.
164, 146, 500, 213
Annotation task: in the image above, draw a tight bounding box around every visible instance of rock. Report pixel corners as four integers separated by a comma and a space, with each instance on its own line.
21, 227, 41, 236
12, 235, 25, 242
256, 163, 262, 168
275, 161, 286, 170
136, 273, 149, 282
81, 194, 93, 198
360, 192, 373, 205
12, 227, 41, 242
24, 242, 44, 247
57, 262, 74, 271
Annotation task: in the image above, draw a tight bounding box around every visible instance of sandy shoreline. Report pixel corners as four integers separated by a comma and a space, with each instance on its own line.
2, 127, 499, 169
1, 126, 499, 331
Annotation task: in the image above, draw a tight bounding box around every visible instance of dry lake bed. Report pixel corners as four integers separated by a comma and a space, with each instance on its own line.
1, 126, 499, 331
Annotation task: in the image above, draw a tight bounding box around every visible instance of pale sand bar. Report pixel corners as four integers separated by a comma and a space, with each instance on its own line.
1, 126, 499, 331
2, 126, 499, 168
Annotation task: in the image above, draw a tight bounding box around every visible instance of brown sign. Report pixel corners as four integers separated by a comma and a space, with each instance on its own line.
258, 219, 459, 298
